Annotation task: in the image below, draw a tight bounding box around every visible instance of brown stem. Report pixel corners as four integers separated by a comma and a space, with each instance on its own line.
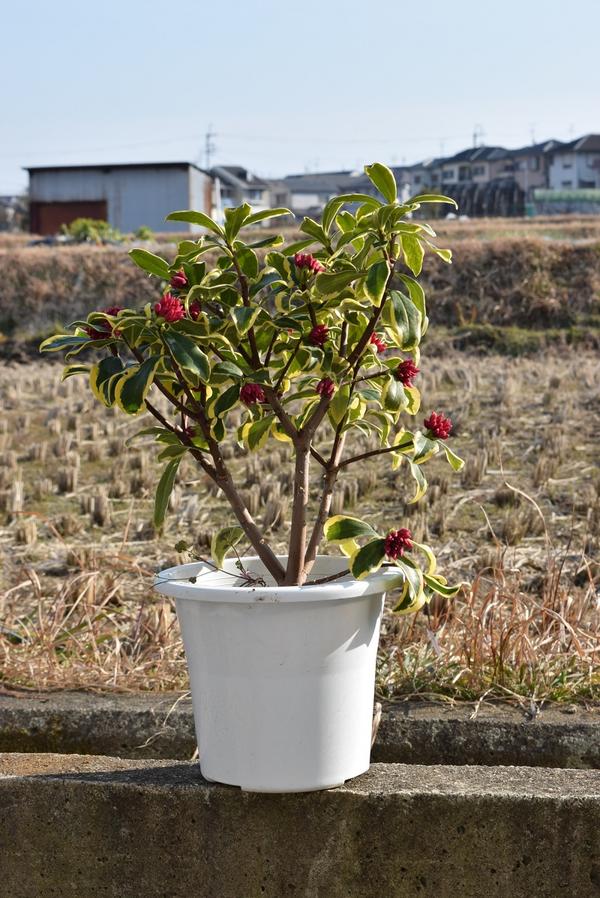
284, 441, 311, 585
146, 339, 284, 583
339, 436, 412, 469
302, 432, 346, 579
262, 385, 298, 442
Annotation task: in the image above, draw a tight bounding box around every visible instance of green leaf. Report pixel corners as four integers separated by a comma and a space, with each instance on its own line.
300, 217, 329, 246
349, 538, 387, 580
224, 203, 251, 241
128, 248, 170, 279
211, 525, 245, 569
232, 306, 260, 335
114, 355, 161, 414
315, 269, 361, 295
381, 378, 408, 414
236, 246, 259, 279
423, 573, 462, 598
443, 444, 465, 472
407, 459, 428, 503
283, 238, 317, 255
384, 291, 422, 350
392, 560, 426, 613
153, 458, 181, 530
413, 431, 439, 465
213, 383, 240, 417
213, 360, 245, 379
364, 259, 389, 305
60, 364, 89, 381
163, 331, 210, 382
39, 334, 91, 354
90, 356, 125, 407
428, 244, 452, 263
398, 274, 428, 334
364, 163, 397, 203
247, 415, 274, 451
409, 193, 458, 207
166, 210, 225, 236
243, 208, 293, 227
402, 235, 425, 276
324, 515, 378, 543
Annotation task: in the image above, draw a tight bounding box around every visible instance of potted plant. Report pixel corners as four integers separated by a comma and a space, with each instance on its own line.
41, 163, 464, 792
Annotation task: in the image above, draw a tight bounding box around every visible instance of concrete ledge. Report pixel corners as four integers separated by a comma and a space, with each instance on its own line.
0, 692, 598, 768
1, 753, 599, 898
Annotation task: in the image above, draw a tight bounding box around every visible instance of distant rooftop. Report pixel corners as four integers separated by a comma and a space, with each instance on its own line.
24, 161, 208, 174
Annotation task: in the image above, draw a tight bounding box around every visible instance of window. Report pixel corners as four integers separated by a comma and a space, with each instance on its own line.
472, 165, 485, 176
530, 157, 540, 170
579, 179, 595, 188
442, 169, 455, 181
561, 180, 573, 187
413, 175, 421, 185
431, 173, 439, 183
458, 166, 470, 181
562, 162, 573, 169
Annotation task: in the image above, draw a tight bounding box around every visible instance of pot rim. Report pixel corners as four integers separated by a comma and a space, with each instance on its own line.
153, 555, 403, 604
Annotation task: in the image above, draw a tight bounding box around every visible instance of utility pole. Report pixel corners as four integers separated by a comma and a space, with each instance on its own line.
473, 124, 485, 148
204, 125, 217, 171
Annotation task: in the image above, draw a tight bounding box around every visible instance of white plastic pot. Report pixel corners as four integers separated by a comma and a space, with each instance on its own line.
154, 555, 399, 793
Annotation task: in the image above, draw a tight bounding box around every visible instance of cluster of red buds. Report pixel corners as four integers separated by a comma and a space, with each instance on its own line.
369, 333, 387, 353
188, 300, 202, 321
394, 359, 420, 387
84, 306, 123, 341
309, 324, 329, 347
315, 377, 335, 399
155, 293, 185, 323
424, 411, 452, 440
384, 528, 413, 560
169, 269, 188, 289
240, 383, 266, 405
294, 253, 325, 274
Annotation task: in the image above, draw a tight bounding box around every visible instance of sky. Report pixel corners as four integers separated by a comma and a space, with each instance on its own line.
1, 0, 599, 194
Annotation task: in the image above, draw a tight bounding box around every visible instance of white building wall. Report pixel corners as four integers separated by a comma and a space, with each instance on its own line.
29, 166, 211, 232
548, 153, 577, 189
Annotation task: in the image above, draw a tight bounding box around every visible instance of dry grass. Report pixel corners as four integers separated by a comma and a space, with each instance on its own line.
0, 350, 598, 701
2, 237, 599, 345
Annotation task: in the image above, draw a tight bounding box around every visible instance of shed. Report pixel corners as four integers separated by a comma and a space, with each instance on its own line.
25, 162, 212, 235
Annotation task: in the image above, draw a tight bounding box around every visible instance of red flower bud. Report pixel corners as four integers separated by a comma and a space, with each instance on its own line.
240, 383, 266, 405
424, 411, 452, 440
316, 377, 335, 399
384, 528, 413, 560
84, 306, 123, 340
394, 359, 420, 386
309, 324, 329, 347
188, 300, 202, 321
294, 252, 325, 274
370, 332, 387, 353
154, 293, 185, 323
169, 269, 188, 289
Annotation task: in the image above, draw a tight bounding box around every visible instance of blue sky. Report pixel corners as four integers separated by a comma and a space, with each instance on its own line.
1, 0, 599, 193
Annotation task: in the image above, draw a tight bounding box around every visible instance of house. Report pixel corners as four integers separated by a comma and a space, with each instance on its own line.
211, 166, 271, 214
548, 134, 600, 190
25, 162, 212, 235
510, 140, 563, 200
282, 170, 381, 218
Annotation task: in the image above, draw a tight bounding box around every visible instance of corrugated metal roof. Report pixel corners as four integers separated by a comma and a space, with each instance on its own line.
25, 161, 208, 174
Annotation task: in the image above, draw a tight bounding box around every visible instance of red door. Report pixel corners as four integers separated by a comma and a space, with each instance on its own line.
30, 200, 108, 235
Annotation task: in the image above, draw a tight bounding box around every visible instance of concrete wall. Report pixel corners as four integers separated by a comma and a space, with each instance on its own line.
29, 165, 210, 233
1, 754, 599, 898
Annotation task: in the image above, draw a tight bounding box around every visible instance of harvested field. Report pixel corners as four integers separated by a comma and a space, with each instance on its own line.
0, 350, 598, 701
